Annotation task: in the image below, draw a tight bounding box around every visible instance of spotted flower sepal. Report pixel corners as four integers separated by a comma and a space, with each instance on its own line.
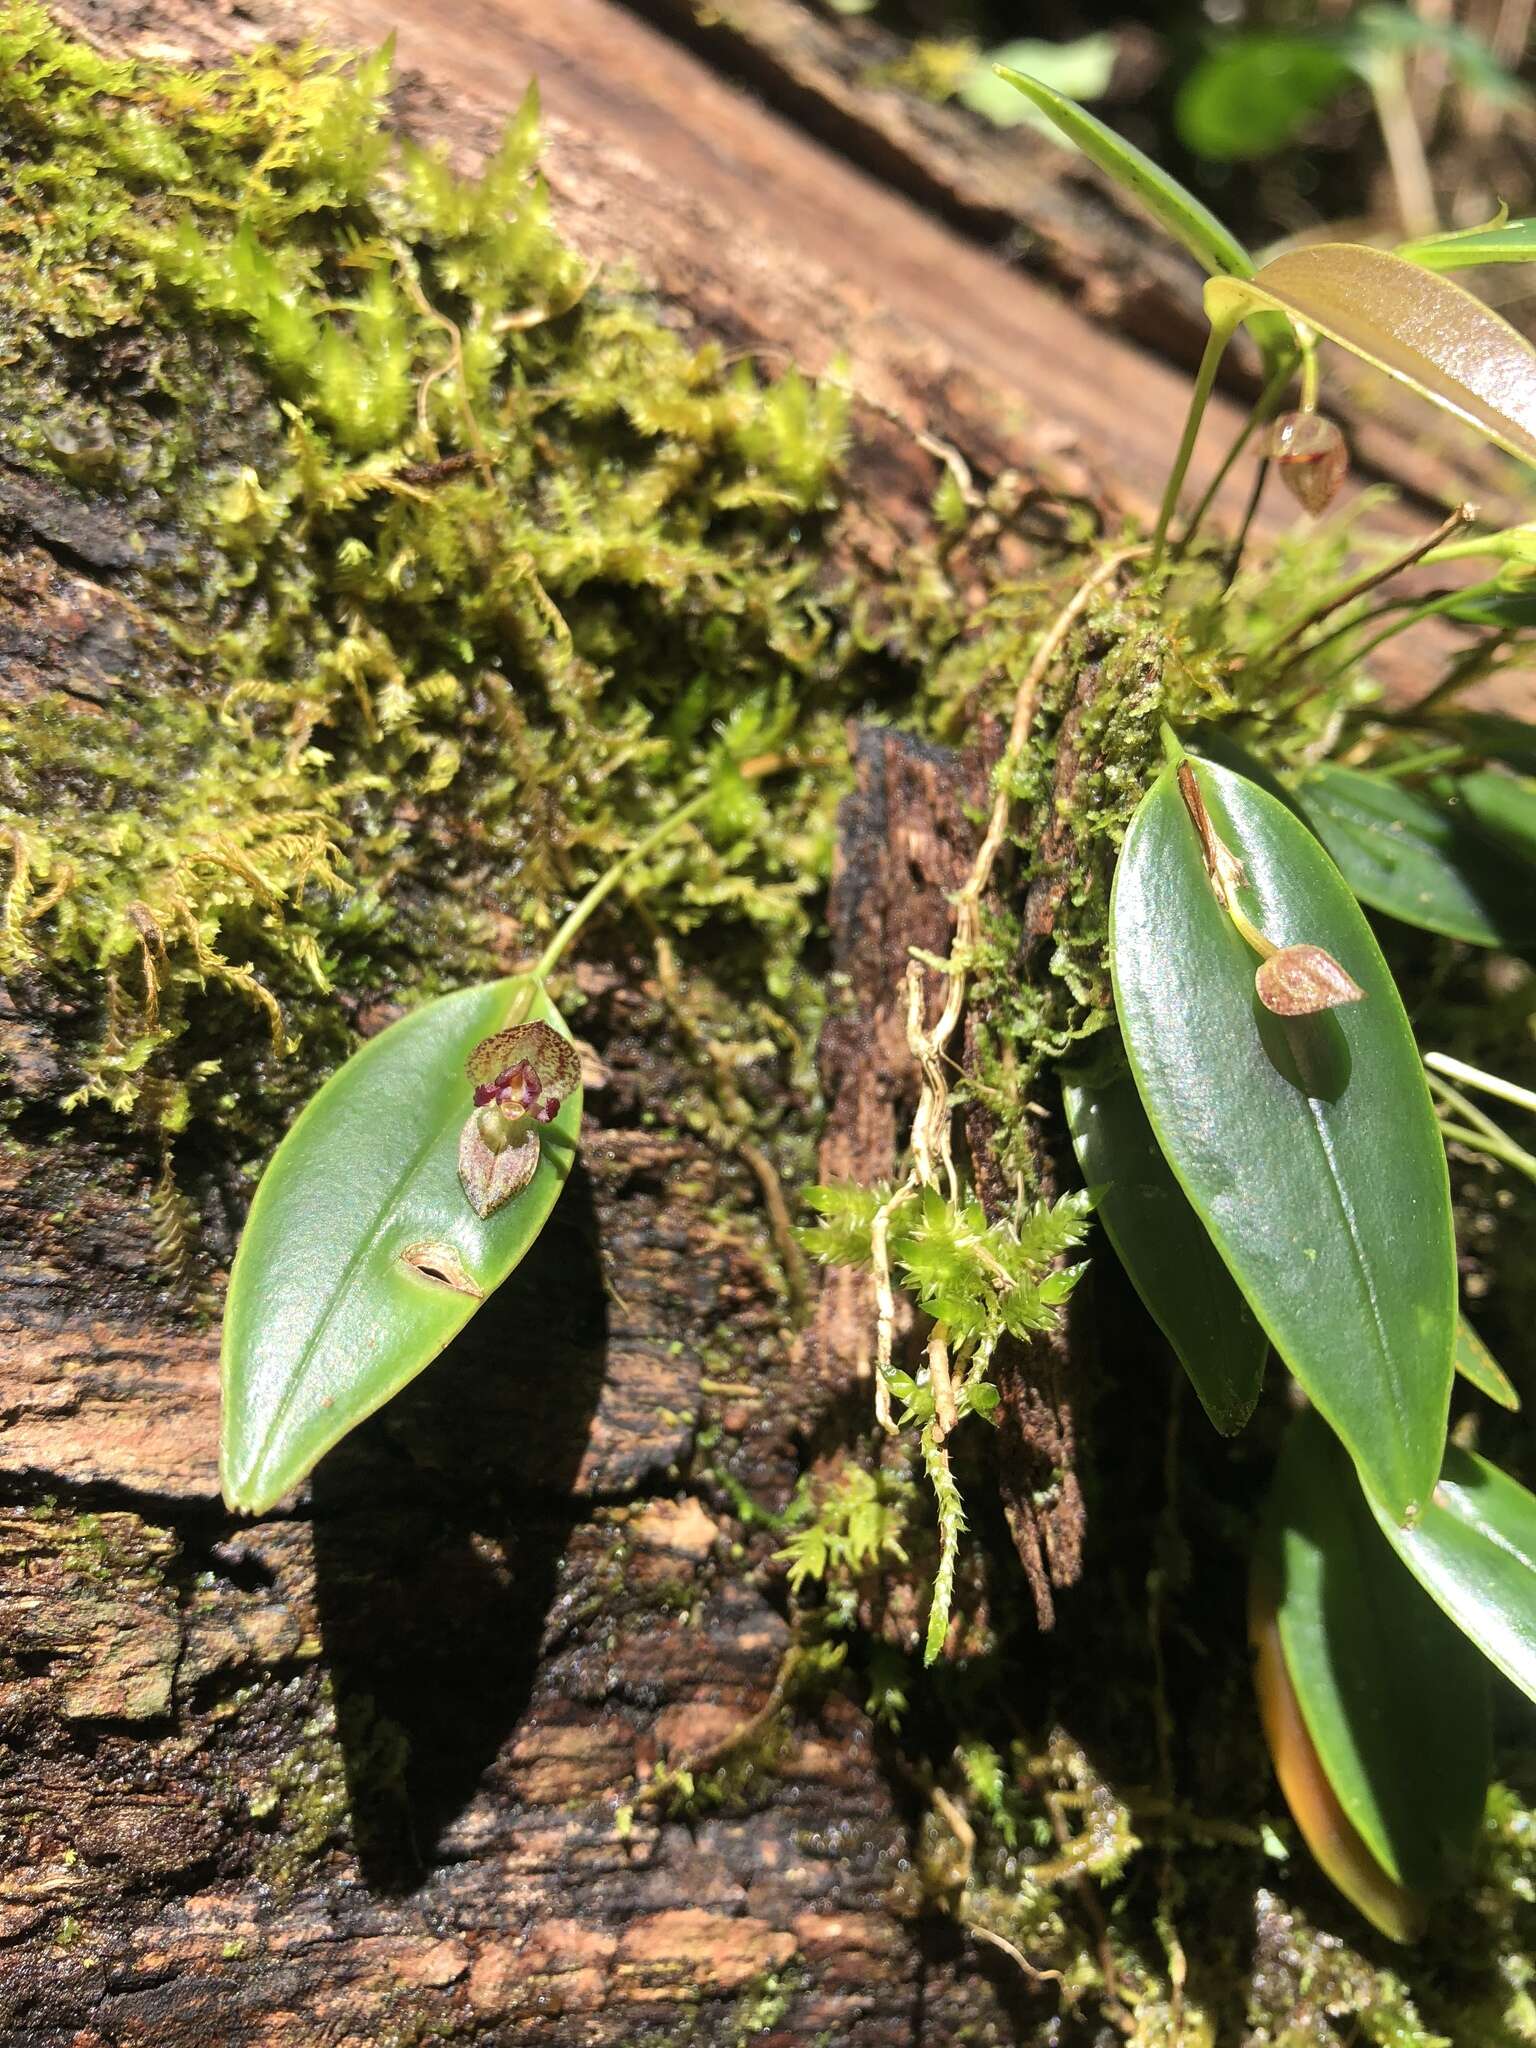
457, 1019, 582, 1219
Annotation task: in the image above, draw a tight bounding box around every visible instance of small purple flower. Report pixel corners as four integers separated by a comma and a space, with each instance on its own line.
457, 1020, 581, 1219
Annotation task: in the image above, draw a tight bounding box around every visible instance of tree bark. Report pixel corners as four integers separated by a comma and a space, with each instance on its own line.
5, 3, 1533, 2043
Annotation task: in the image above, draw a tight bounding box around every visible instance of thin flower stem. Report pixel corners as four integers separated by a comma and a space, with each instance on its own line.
1178, 354, 1296, 558
1427, 1051, 1536, 1118
531, 762, 776, 986
1427, 1071, 1512, 1147
1437, 1121, 1536, 1184
1255, 503, 1477, 665
1219, 452, 1270, 595
1153, 318, 1238, 567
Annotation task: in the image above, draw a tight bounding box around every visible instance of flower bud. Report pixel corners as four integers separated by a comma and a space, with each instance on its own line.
1270, 411, 1348, 514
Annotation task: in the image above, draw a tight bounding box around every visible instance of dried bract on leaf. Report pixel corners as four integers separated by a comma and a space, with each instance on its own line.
398, 1240, 485, 1297
1256, 943, 1366, 1016
1270, 410, 1348, 514
458, 1116, 539, 1219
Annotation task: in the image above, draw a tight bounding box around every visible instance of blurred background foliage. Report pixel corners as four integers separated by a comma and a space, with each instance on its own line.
820, 0, 1536, 270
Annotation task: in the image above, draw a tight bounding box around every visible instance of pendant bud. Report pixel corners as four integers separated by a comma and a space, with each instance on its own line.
1270, 411, 1348, 515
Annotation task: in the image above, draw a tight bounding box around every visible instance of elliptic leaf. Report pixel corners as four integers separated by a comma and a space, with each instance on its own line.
221, 977, 582, 1514
1298, 762, 1536, 946
1064, 1053, 1266, 1433
1111, 756, 1455, 1518
1176, 36, 1353, 162
1367, 1442, 1536, 1706
1206, 243, 1536, 469
1455, 1314, 1520, 1412
1254, 1409, 1490, 1935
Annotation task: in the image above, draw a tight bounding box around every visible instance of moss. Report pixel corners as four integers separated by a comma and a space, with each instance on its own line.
7, 10, 1533, 2039
0, 4, 867, 1183
249, 1680, 408, 1891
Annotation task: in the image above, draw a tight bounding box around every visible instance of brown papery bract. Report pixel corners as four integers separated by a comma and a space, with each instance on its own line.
1256, 944, 1366, 1017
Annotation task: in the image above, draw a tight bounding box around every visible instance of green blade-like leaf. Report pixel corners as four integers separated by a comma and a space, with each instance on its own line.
994, 65, 1254, 283
995, 66, 1296, 380
1063, 1053, 1266, 1433
1175, 35, 1353, 162
221, 976, 581, 1514
1207, 243, 1536, 469
1367, 1443, 1536, 1705
960, 36, 1117, 128
1111, 755, 1455, 1517
1399, 218, 1536, 270
1455, 1314, 1521, 1411
1254, 1409, 1490, 1934
1297, 762, 1536, 946
1429, 582, 1536, 630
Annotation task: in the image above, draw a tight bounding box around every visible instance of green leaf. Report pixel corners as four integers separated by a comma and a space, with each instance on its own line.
1455, 1314, 1520, 1411
1399, 217, 1536, 271
221, 976, 582, 1513
1455, 768, 1536, 865
1428, 581, 1536, 630
1206, 243, 1536, 469
993, 65, 1256, 282
1184, 724, 1308, 822
1111, 755, 1455, 1517
961, 36, 1117, 128
1297, 762, 1536, 946
1063, 1052, 1266, 1433
1253, 1409, 1490, 1939
1432, 710, 1536, 774
1348, 4, 1528, 108
1367, 1442, 1536, 1706
1176, 36, 1353, 162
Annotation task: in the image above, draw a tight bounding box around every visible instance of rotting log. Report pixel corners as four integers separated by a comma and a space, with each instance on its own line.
5, 3, 1536, 2044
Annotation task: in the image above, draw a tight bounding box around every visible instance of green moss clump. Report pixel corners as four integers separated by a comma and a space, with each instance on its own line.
0, 4, 861, 1163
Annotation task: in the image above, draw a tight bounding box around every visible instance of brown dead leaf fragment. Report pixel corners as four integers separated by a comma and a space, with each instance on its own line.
1255, 944, 1366, 1017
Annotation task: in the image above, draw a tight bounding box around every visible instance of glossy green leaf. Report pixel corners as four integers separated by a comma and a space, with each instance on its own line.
1063, 1052, 1266, 1433
1254, 1409, 1490, 1935
1455, 1314, 1520, 1411
1297, 762, 1536, 946
1111, 755, 1455, 1517
1206, 243, 1536, 470
1400, 217, 1536, 270
221, 976, 582, 1514
1456, 767, 1536, 863
1184, 724, 1308, 822
1368, 1442, 1536, 1706
1176, 35, 1352, 162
